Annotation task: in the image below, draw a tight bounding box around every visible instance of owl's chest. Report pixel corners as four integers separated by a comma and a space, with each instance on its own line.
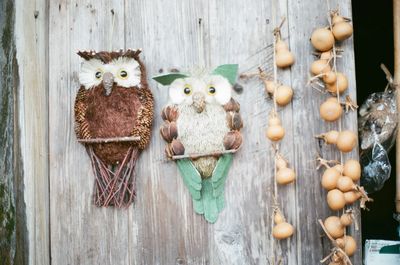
84, 86, 142, 138
176, 104, 229, 154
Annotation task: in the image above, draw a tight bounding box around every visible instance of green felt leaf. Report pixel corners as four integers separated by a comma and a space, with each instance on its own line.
211, 64, 239, 85
177, 159, 202, 200
152, 73, 188, 86
177, 156, 233, 223
212, 154, 233, 197
202, 179, 218, 223
216, 194, 225, 212
192, 198, 204, 214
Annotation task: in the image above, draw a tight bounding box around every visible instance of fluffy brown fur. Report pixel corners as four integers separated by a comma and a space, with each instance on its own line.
74, 51, 154, 207
77, 49, 142, 64
74, 53, 154, 164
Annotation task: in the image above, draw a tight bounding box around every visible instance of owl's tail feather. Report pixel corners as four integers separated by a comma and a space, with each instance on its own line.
200, 179, 219, 223
87, 146, 139, 207
177, 154, 232, 223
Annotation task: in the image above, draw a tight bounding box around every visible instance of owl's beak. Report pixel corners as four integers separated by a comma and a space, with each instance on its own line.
192, 92, 206, 113
102, 72, 114, 96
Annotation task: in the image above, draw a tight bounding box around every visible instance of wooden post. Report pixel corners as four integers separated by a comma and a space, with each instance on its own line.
394, 0, 400, 217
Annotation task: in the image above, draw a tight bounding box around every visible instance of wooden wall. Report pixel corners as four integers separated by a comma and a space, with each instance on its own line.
6, 0, 361, 264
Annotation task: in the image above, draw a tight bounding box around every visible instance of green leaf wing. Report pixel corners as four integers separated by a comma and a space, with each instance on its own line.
152, 73, 188, 86
211, 64, 239, 85
211, 154, 233, 198
202, 179, 218, 223
176, 159, 202, 200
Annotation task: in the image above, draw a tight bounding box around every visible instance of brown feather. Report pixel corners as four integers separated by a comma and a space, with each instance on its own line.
74, 53, 154, 165
77, 49, 142, 64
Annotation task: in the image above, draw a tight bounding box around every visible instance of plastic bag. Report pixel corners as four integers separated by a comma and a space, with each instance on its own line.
359, 86, 397, 194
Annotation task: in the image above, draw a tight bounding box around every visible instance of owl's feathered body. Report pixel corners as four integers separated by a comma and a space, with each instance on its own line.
75, 85, 153, 164
176, 104, 229, 177
156, 64, 243, 223
74, 49, 153, 207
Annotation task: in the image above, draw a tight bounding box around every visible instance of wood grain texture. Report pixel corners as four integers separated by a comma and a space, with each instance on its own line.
46, 0, 361, 264
14, 0, 50, 264
49, 1, 130, 265
0, 1, 20, 264
288, 0, 361, 264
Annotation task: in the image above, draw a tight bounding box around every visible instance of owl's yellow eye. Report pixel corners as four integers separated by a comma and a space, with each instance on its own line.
95, 71, 102, 79
183, 85, 192, 95
118, 69, 128, 79
208, 86, 216, 95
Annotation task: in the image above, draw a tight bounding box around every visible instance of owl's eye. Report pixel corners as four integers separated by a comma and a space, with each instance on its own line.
183, 86, 192, 95
95, 71, 102, 79
119, 69, 128, 79
208, 86, 216, 95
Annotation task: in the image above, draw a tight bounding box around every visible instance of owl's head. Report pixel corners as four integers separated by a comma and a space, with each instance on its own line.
153, 65, 238, 113
77, 49, 142, 96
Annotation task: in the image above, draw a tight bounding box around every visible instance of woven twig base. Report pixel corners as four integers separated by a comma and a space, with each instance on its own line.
87, 146, 139, 207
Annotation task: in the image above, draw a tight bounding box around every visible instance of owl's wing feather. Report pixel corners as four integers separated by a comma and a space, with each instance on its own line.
195, 154, 233, 223
131, 88, 154, 149
226, 112, 243, 131
223, 98, 240, 112
74, 86, 91, 139
211, 154, 233, 198
202, 179, 219, 223
161, 105, 179, 122
176, 159, 202, 200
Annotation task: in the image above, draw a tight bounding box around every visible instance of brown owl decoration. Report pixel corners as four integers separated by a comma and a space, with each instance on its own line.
74, 49, 154, 207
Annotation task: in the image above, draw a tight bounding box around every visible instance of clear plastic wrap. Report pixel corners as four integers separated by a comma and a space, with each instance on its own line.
359, 86, 397, 194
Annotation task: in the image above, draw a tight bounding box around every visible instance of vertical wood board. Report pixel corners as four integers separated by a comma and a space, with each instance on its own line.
45, 0, 361, 264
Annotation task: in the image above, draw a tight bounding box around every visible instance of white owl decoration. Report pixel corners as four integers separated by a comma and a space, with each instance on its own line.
154, 65, 243, 223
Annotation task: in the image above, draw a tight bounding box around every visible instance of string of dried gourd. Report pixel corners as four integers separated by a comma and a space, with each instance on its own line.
239, 18, 296, 264
266, 18, 296, 265
309, 3, 372, 264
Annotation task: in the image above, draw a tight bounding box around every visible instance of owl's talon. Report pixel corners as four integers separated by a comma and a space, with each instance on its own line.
223, 131, 242, 150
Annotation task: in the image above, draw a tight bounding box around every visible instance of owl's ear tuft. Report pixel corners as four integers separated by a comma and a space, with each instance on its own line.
77, 50, 96, 60
211, 64, 239, 85
122, 49, 142, 58
153, 73, 189, 86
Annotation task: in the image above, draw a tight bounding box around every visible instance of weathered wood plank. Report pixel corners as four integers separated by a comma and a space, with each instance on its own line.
0, 0, 33, 264
0, 1, 19, 264
49, 1, 129, 265
47, 0, 362, 264
14, 0, 50, 264
288, 0, 361, 264
125, 2, 212, 264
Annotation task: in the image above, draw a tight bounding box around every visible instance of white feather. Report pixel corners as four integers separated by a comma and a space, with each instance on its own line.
78, 59, 104, 89
204, 75, 232, 105
168, 75, 232, 106
78, 57, 141, 90
111, 57, 141, 88
169, 77, 205, 105
176, 103, 229, 177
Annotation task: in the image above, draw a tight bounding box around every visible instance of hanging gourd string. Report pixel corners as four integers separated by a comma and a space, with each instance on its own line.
326, 0, 350, 258
325, 6, 343, 163
268, 17, 287, 265
318, 219, 353, 265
